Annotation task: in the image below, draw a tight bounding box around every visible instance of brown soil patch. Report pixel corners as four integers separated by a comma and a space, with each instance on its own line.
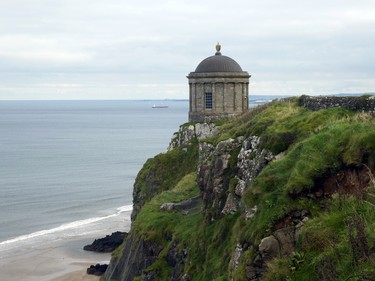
310, 165, 374, 198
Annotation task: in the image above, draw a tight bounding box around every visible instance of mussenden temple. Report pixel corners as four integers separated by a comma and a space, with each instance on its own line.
188, 43, 251, 122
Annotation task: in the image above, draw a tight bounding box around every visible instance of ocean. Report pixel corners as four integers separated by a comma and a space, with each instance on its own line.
0, 100, 188, 258
0, 96, 285, 280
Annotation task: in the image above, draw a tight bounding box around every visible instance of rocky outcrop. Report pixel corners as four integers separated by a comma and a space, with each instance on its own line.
165, 241, 188, 280
104, 231, 190, 281
160, 195, 201, 213
229, 243, 244, 275
198, 135, 274, 219
104, 231, 163, 281
236, 136, 274, 196
87, 264, 108, 276
225, 136, 274, 215
168, 123, 218, 151
239, 211, 309, 281
84, 231, 127, 253
198, 138, 240, 220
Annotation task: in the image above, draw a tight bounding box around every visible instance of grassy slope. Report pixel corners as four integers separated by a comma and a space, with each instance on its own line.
125, 98, 375, 281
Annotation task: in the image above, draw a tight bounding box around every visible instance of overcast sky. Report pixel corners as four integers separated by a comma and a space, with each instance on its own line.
0, 0, 374, 100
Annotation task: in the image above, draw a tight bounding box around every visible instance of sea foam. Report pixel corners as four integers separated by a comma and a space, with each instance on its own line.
0, 205, 132, 247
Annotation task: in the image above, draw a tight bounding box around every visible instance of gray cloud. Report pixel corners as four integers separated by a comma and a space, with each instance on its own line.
0, 0, 374, 99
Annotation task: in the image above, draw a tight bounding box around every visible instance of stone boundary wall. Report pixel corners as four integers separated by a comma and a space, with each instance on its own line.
298, 95, 375, 113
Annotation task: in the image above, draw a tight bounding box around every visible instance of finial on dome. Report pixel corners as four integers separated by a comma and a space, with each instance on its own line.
215, 42, 221, 55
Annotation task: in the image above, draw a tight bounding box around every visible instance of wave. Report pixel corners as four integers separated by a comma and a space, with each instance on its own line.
0, 205, 132, 246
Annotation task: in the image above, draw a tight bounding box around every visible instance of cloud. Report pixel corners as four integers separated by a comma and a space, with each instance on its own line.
0, 35, 91, 67
0, 0, 375, 99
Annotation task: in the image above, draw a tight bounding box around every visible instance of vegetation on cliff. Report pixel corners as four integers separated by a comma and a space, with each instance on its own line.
104, 96, 375, 281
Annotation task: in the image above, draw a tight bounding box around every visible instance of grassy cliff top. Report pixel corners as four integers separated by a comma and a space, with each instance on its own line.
109, 96, 375, 281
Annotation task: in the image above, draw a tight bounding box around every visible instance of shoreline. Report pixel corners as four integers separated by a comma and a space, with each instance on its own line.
0, 233, 115, 281
0, 209, 131, 281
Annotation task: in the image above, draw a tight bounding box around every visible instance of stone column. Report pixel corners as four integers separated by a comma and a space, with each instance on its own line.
189, 83, 192, 112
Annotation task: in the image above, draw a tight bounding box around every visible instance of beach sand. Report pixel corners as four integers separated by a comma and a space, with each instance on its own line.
50, 265, 100, 281
0, 236, 111, 281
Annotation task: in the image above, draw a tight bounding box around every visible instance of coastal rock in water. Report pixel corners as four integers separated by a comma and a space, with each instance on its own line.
83, 231, 127, 253
87, 264, 108, 276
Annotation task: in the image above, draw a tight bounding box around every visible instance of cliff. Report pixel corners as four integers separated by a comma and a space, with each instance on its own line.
104, 95, 375, 281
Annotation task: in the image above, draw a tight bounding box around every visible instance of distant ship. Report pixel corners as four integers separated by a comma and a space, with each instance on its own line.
152, 104, 169, 108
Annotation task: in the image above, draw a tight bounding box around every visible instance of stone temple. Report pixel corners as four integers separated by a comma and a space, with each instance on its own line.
187, 43, 251, 122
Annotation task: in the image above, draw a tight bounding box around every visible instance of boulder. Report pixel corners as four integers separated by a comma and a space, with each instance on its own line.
83, 231, 127, 253
87, 263, 108, 276
258, 235, 280, 262
160, 196, 201, 213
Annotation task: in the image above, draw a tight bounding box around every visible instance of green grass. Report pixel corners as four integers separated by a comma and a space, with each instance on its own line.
132, 142, 198, 218
293, 196, 375, 281
129, 173, 202, 278
186, 213, 240, 281
237, 111, 375, 248
132, 171, 241, 280
133, 172, 200, 240
227, 103, 375, 280
252, 196, 375, 281
112, 98, 375, 281
248, 120, 375, 197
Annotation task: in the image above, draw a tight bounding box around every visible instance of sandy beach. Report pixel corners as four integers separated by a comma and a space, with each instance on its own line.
51, 266, 100, 281
0, 235, 112, 281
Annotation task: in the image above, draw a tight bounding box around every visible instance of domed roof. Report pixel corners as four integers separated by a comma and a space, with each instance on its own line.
194, 43, 243, 73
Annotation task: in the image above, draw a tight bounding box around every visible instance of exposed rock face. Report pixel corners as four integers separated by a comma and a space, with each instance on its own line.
104, 231, 163, 281
236, 136, 274, 196
221, 192, 240, 215
84, 231, 127, 253
104, 232, 189, 281
168, 124, 196, 150
198, 138, 240, 220
165, 241, 188, 280
241, 211, 309, 281
87, 264, 108, 276
160, 195, 201, 213
229, 243, 243, 275
168, 123, 218, 151
198, 135, 274, 219
259, 235, 280, 262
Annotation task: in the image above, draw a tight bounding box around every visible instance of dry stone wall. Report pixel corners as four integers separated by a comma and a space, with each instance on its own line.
299, 95, 375, 113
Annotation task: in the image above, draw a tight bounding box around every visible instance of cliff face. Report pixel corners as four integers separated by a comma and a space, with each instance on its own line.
104, 96, 375, 281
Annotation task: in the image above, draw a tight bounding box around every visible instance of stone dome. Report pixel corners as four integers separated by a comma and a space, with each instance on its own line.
194, 43, 243, 73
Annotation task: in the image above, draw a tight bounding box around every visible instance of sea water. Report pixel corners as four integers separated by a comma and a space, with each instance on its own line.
0, 100, 188, 258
